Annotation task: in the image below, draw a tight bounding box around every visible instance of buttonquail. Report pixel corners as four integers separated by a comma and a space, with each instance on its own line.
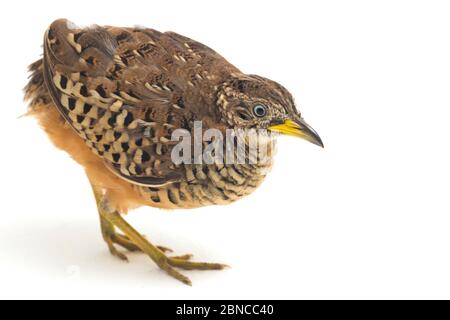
24, 19, 323, 285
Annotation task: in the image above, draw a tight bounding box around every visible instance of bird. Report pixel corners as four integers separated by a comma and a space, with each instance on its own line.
24, 19, 323, 286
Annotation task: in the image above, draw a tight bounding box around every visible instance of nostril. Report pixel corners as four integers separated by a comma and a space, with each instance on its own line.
269, 118, 284, 126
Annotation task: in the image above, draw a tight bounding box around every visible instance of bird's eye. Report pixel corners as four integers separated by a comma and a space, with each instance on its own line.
253, 104, 267, 117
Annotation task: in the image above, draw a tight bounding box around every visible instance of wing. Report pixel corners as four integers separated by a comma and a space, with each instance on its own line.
43, 19, 192, 186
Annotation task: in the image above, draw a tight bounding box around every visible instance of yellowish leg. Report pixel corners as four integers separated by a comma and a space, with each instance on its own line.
91, 181, 184, 258
99, 209, 192, 260
90, 181, 141, 260
89, 180, 228, 286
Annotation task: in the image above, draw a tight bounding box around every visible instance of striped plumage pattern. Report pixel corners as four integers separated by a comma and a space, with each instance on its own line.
25, 19, 280, 210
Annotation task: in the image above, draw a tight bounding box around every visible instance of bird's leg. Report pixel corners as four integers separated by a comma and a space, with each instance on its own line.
90, 181, 194, 262
100, 215, 142, 257
90, 181, 141, 261
89, 180, 227, 285
98, 217, 185, 257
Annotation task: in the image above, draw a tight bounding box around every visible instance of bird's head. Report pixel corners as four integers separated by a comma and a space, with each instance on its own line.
216, 74, 323, 147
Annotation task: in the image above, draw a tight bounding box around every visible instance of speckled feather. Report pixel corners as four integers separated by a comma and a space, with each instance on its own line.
25, 19, 296, 211
41, 19, 243, 187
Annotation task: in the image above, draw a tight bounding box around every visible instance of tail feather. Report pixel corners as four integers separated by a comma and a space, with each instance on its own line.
24, 58, 52, 109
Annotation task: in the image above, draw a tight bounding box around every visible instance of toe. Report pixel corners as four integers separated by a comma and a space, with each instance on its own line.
157, 245, 174, 253
170, 254, 193, 261
107, 243, 129, 262
112, 234, 142, 252
160, 262, 192, 286
168, 258, 229, 270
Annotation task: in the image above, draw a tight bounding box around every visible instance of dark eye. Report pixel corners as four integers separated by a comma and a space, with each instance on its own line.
253, 104, 267, 117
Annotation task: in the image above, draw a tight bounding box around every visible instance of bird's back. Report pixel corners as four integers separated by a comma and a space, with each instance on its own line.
38, 20, 241, 186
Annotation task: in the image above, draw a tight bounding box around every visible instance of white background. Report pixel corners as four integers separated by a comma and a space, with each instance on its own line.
1, 0, 450, 299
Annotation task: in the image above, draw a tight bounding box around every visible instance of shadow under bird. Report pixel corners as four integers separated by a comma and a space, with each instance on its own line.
24, 19, 323, 285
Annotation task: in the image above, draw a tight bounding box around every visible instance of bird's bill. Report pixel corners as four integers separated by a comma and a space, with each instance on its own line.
269, 119, 324, 147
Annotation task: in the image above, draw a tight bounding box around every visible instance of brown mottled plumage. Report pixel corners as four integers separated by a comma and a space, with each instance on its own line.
24, 19, 323, 285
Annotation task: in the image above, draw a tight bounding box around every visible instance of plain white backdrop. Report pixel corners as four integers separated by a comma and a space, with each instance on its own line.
1, 0, 450, 299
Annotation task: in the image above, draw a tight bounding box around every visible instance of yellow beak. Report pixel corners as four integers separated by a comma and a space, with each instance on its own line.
269, 119, 324, 147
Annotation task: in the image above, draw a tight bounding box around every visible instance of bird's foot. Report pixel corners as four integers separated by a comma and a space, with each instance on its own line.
102, 229, 195, 263
103, 234, 227, 285
105, 216, 227, 285
104, 232, 228, 285
95, 197, 228, 285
